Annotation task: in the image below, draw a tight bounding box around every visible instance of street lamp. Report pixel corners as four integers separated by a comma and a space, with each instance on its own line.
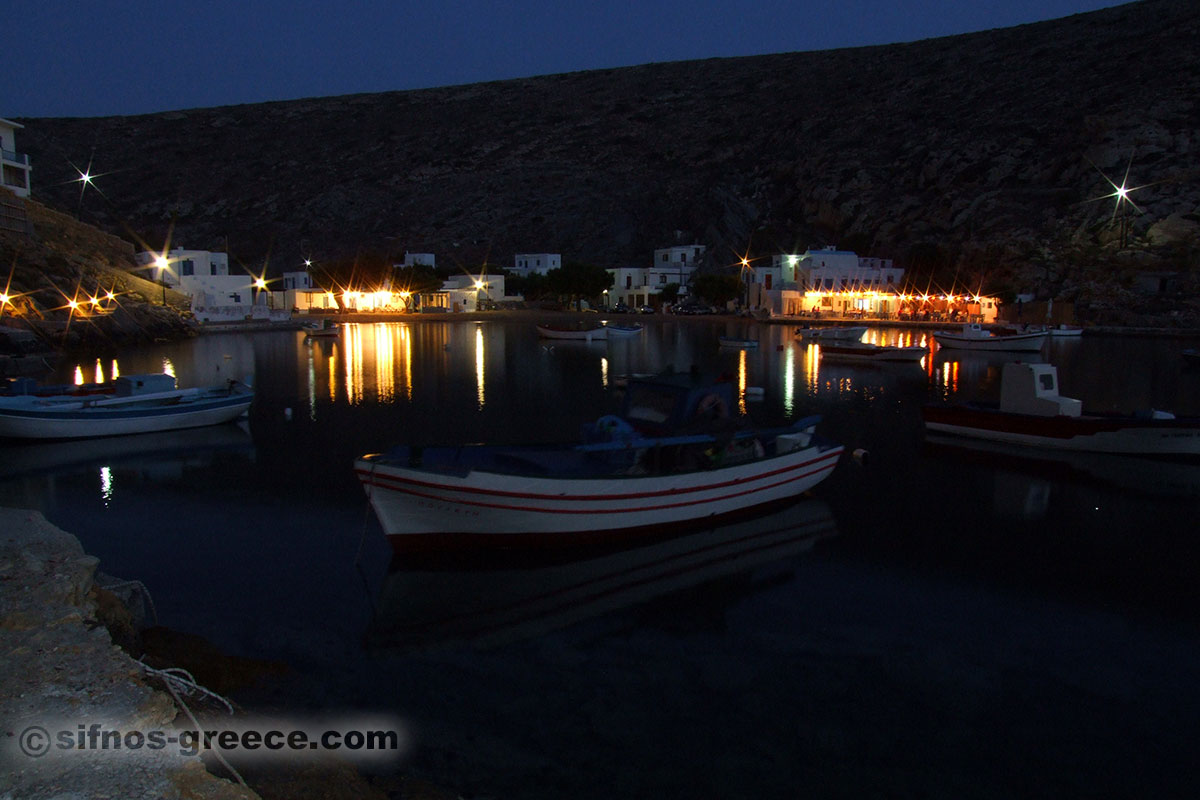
154, 255, 170, 304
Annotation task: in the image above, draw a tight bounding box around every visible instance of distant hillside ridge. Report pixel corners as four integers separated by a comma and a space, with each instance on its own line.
14, 0, 1200, 320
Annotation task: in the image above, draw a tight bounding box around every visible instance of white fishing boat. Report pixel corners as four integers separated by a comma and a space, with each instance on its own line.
604, 324, 644, 337
818, 342, 927, 363
0, 374, 254, 441
794, 325, 867, 341
356, 373, 843, 551
536, 324, 608, 341
1048, 324, 1083, 338
922, 362, 1200, 457
932, 323, 1047, 353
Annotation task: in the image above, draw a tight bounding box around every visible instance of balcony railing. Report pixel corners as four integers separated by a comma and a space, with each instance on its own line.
1, 149, 29, 165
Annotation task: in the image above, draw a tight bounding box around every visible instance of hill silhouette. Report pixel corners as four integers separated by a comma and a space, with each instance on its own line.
13, 0, 1200, 324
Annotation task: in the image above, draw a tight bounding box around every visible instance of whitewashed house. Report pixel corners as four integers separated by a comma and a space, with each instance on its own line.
0, 118, 32, 199
606, 243, 705, 309
428, 273, 505, 312
401, 252, 436, 268
134, 247, 282, 321
750, 246, 905, 317
512, 253, 560, 276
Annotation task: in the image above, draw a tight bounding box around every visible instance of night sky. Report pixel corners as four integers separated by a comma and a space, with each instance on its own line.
6, 0, 1128, 118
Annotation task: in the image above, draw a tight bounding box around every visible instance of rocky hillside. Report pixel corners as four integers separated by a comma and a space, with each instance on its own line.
0, 196, 194, 354
14, 0, 1200, 323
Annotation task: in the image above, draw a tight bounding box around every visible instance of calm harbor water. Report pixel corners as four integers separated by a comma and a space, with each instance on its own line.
4, 319, 1200, 798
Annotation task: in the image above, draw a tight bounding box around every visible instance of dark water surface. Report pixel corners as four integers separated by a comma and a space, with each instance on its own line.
4, 320, 1200, 798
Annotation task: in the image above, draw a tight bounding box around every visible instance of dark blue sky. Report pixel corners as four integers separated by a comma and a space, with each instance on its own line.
6, 0, 1128, 118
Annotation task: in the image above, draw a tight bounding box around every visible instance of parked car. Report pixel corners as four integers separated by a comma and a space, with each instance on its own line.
612, 302, 630, 313
638, 306, 656, 314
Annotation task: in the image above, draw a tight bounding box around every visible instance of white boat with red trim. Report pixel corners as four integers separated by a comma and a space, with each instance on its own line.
355, 373, 843, 551
818, 342, 927, 363
932, 323, 1047, 352
922, 362, 1200, 457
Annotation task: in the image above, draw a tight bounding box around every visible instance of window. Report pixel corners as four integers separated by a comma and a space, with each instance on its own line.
625, 276, 632, 289
680, 252, 687, 263
659, 274, 667, 284
210, 263, 218, 275
229, 294, 241, 303
181, 259, 194, 276
661, 253, 668, 262
764, 274, 773, 290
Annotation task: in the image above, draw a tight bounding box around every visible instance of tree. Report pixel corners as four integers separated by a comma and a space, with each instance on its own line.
691, 273, 742, 307
547, 261, 613, 308
659, 283, 681, 305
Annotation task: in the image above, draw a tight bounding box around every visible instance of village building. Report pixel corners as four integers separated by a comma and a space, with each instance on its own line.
0, 118, 31, 199
511, 253, 560, 277
133, 246, 292, 322
606, 243, 705, 308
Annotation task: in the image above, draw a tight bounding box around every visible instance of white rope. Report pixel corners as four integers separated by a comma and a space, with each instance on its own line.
96, 578, 159, 625
137, 660, 247, 788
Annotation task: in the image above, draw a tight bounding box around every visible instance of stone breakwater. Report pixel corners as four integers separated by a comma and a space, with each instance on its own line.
0, 506, 257, 800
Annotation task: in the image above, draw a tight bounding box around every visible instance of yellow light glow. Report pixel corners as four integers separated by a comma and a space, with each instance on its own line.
475, 324, 486, 409
255, 278, 267, 290
106, 291, 115, 301
737, 350, 747, 415
0, 293, 8, 305
111, 360, 119, 379
154, 256, 168, 269
74, 366, 84, 385
94, 359, 103, 384
68, 299, 79, 310
162, 358, 175, 378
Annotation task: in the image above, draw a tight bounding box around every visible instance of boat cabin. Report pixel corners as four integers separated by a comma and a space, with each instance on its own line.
620, 373, 735, 435
999, 363, 1082, 417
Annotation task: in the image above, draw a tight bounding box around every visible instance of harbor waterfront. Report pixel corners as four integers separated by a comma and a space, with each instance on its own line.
4, 317, 1200, 798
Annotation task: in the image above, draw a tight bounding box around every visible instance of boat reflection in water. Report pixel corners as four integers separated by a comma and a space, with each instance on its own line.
924, 432, 1200, 519
367, 499, 836, 653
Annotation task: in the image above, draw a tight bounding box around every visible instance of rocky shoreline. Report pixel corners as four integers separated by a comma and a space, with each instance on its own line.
0, 507, 257, 798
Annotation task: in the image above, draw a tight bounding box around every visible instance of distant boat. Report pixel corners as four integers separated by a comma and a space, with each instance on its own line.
304, 319, 340, 338
923, 362, 1200, 457
1048, 324, 1083, 338
932, 324, 1047, 353
818, 342, 927, 363
718, 336, 759, 348
0, 374, 253, 441
536, 324, 608, 341
795, 325, 867, 342
604, 324, 644, 337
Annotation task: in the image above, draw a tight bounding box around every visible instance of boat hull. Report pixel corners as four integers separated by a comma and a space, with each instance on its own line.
356, 442, 843, 549
0, 390, 253, 440
536, 325, 608, 340
819, 344, 926, 363
923, 404, 1200, 457
795, 326, 867, 341
932, 331, 1047, 352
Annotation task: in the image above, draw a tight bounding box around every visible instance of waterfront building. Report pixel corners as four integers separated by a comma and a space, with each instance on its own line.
0, 118, 32, 199
134, 246, 272, 321
607, 243, 705, 308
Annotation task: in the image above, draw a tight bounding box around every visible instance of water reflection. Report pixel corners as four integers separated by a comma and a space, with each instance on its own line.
368, 499, 836, 653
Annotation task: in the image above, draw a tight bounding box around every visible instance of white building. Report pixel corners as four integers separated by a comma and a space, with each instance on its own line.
512, 253, 560, 276
749, 246, 906, 318
0, 118, 32, 199
401, 252, 436, 268
605, 244, 705, 308
134, 247, 268, 321
431, 273, 506, 312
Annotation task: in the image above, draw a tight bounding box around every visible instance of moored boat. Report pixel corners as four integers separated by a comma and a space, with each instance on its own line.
355, 373, 844, 551
794, 325, 867, 341
0, 373, 254, 441
922, 362, 1200, 457
304, 319, 340, 338
536, 324, 608, 341
604, 324, 644, 337
932, 323, 1047, 353
1048, 324, 1083, 337
818, 342, 927, 363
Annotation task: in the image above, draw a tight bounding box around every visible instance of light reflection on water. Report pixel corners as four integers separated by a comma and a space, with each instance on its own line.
11, 319, 1200, 800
